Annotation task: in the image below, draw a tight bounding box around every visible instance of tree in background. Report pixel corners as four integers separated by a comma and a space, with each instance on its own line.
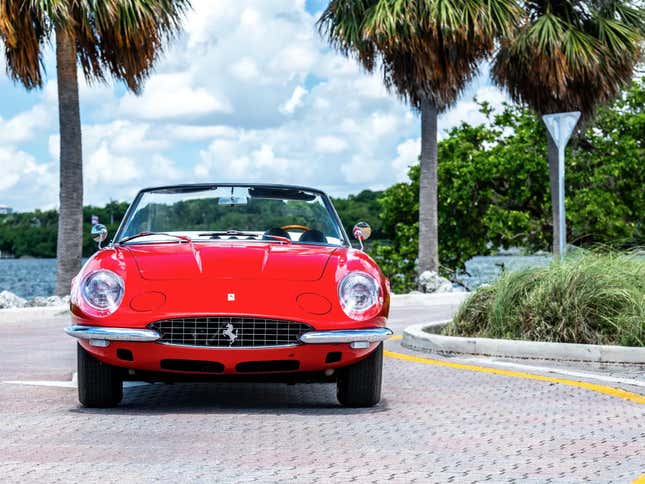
0, 202, 130, 259
318, 0, 519, 283
492, 0, 644, 256
0, 0, 190, 295
332, 190, 384, 242
376, 78, 644, 292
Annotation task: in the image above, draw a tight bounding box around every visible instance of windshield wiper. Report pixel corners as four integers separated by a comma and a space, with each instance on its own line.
198, 230, 292, 244
118, 232, 192, 244
198, 230, 255, 237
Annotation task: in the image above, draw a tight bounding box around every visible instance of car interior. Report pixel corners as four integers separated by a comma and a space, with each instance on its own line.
263, 227, 327, 244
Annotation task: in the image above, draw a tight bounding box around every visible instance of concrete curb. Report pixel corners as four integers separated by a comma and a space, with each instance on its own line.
403, 323, 645, 364
420, 319, 452, 334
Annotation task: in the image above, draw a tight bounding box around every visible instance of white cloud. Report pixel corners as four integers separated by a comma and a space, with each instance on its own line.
370, 112, 399, 136
314, 136, 348, 154
0, 148, 52, 195
279, 86, 308, 115
86, 143, 140, 186
229, 57, 260, 81
78, 121, 170, 155
0, 149, 32, 191
0, 105, 50, 144
196, 137, 291, 180
149, 154, 183, 181
168, 125, 238, 141
119, 72, 232, 120
439, 85, 508, 138
79, 119, 184, 204
272, 45, 316, 75
48, 135, 60, 161
392, 138, 420, 181
341, 155, 383, 184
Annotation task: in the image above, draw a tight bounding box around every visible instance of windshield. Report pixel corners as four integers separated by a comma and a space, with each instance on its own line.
116, 185, 347, 246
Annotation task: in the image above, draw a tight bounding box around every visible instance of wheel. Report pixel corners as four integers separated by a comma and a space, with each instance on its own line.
337, 343, 383, 407
77, 343, 123, 408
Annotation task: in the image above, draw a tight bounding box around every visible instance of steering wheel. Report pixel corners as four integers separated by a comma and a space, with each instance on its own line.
281, 224, 312, 232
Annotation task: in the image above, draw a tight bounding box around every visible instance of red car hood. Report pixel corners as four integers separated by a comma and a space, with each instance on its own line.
125, 242, 339, 281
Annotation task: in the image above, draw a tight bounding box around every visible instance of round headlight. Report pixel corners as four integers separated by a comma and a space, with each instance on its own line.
338, 271, 381, 320
81, 270, 124, 315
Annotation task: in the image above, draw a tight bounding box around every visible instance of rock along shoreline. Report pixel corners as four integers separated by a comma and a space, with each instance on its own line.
0, 290, 70, 309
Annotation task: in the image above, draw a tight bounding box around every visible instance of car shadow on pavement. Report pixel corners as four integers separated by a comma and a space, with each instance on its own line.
69, 382, 390, 416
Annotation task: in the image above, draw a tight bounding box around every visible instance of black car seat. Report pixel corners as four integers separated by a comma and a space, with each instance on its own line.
263, 227, 291, 240
299, 229, 326, 244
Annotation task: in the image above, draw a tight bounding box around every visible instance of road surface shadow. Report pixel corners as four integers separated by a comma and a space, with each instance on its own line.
70, 381, 390, 416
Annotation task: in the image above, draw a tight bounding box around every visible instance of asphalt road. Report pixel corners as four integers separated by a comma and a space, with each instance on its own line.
1, 296, 643, 483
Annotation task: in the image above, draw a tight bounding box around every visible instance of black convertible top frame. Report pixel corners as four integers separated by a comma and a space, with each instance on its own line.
138, 182, 328, 195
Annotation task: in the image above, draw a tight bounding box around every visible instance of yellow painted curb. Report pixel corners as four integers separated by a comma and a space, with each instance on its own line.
383, 349, 645, 405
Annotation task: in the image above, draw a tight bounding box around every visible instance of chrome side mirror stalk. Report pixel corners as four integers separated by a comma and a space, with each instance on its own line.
91, 224, 108, 249
352, 222, 372, 251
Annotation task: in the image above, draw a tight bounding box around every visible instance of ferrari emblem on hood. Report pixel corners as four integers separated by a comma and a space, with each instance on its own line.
222, 323, 238, 346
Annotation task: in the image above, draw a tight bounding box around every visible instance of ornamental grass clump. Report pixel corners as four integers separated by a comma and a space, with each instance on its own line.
445, 253, 645, 346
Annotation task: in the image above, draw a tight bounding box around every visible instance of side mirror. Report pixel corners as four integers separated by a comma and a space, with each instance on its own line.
91, 224, 108, 249
352, 222, 371, 250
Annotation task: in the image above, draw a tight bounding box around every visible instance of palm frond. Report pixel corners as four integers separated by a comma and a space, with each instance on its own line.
319, 0, 520, 110
75, 0, 191, 93
493, 0, 643, 118
0, 0, 51, 89
0, 0, 190, 92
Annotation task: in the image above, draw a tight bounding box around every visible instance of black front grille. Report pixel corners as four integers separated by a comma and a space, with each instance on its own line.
149, 316, 312, 348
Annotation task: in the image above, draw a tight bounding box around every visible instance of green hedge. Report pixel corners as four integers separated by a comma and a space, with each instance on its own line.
444, 252, 645, 346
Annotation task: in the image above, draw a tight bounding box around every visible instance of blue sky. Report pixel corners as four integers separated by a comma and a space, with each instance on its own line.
0, 0, 507, 212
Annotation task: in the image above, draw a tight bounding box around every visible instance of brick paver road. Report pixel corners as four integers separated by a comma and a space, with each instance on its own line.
1, 297, 643, 483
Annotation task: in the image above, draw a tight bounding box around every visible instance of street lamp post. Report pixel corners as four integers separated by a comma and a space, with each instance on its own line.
542, 111, 581, 259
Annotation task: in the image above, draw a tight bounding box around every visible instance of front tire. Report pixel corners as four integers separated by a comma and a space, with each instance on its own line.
337, 343, 383, 407
77, 343, 123, 408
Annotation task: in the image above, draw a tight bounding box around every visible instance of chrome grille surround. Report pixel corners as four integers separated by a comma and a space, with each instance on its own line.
148, 316, 313, 348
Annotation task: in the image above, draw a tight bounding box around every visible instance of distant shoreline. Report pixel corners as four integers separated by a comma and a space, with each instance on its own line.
0, 256, 56, 260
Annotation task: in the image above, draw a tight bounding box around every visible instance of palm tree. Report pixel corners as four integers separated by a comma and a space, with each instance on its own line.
492, 0, 644, 256
319, 0, 519, 280
0, 0, 189, 295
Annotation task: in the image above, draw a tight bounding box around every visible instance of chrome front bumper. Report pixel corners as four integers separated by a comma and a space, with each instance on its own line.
65, 325, 393, 346
65, 325, 160, 342
298, 328, 393, 344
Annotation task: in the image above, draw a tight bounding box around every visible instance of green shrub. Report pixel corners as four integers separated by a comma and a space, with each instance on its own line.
445, 252, 645, 346
378, 78, 645, 291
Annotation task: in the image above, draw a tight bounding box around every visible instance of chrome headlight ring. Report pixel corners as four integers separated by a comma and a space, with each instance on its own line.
338, 271, 382, 320
80, 269, 125, 316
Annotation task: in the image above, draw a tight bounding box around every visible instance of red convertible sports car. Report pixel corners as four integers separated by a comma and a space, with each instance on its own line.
65, 184, 392, 408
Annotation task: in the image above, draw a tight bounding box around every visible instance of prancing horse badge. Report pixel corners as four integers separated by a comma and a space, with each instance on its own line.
222, 323, 238, 346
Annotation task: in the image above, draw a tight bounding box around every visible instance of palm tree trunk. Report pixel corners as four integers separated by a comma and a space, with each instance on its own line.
546, 132, 561, 257
54, 28, 83, 296
418, 98, 439, 282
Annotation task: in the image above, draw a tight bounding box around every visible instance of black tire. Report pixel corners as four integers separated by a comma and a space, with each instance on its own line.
337, 343, 383, 407
77, 343, 123, 408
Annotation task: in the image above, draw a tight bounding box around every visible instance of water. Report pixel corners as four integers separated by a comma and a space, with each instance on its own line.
460, 255, 552, 290
0, 259, 58, 298
0, 255, 555, 299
